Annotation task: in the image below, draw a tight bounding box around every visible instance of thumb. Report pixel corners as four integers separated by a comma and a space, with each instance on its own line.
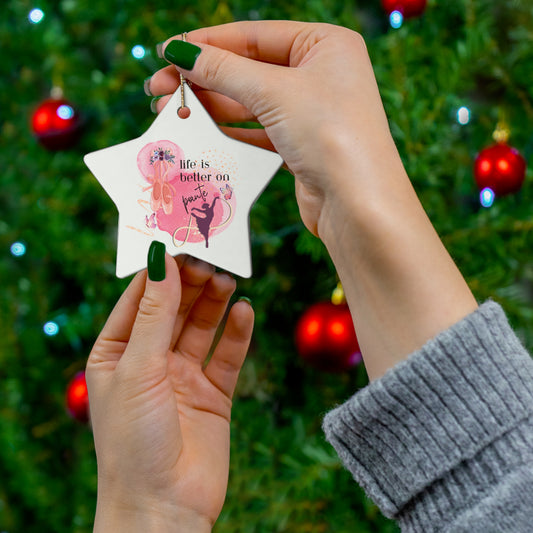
161, 38, 283, 116
124, 241, 181, 365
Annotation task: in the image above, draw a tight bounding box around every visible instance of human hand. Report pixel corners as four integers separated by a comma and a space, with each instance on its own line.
148, 22, 477, 381
86, 250, 254, 532
147, 21, 400, 237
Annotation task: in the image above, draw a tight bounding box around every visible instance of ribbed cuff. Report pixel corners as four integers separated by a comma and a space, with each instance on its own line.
322, 301, 533, 529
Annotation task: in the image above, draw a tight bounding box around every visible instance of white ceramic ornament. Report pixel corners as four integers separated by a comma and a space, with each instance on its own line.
84, 84, 283, 278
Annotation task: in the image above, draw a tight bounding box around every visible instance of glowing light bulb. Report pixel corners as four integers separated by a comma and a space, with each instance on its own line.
349, 351, 363, 366
131, 45, 146, 59
43, 321, 59, 336
10, 242, 26, 257
479, 159, 491, 174
306, 319, 320, 336
29, 8, 45, 24
480, 187, 495, 208
497, 158, 510, 172
390, 10, 403, 29
329, 321, 345, 337
457, 106, 470, 125
56, 104, 74, 120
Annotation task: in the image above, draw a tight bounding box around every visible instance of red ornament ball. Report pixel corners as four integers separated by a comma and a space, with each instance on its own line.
31, 98, 81, 150
66, 371, 89, 423
295, 301, 362, 372
382, 0, 427, 18
474, 142, 527, 197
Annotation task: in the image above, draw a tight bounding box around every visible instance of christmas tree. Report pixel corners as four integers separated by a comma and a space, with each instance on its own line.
2, 0, 533, 531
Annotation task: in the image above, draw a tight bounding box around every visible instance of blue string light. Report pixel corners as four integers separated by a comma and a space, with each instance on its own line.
131, 45, 146, 59
389, 10, 404, 29
29, 8, 45, 24
43, 321, 60, 336
57, 104, 74, 120
480, 187, 495, 208
10, 242, 26, 257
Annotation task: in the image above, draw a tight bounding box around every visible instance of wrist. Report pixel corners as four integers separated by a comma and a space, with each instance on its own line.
315, 135, 477, 380
94, 493, 212, 533
316, 128, 411, 250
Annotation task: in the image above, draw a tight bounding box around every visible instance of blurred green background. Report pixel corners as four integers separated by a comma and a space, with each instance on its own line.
2, 0, 533, 531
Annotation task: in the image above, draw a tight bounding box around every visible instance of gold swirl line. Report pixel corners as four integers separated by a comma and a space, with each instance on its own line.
211, 198, 233, 231
137, 199, 152, 211
126, 225, 154, 236
172, 215, 195, 247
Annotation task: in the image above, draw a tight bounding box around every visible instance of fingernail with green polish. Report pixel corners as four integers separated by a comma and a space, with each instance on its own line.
148, 241, 166, 281
150, 96, 161, 114
143, 76, 152, 96
164, 40, 202, 71
238, 296, 252, 306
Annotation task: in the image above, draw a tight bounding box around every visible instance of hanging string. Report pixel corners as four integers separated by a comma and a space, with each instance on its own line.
178, 33, 191, 119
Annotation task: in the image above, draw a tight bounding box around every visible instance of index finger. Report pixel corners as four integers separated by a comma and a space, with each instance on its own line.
168, 20, 316, 67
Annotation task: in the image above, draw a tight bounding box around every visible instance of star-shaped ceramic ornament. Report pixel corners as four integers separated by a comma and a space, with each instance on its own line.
84, 84, 283, 278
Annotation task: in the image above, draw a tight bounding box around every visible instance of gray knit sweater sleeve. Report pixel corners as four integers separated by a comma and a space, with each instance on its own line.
322, 301, 533, 532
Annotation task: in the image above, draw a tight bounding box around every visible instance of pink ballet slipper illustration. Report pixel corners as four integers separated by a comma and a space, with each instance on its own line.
162, 181, 175, 215
139, 145, 178, 215
150, 172, 162, 212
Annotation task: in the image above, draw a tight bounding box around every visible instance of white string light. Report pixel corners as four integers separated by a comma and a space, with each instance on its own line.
457, 106, 471, 125
29, 8, 45, 24
131, 45, 146, 59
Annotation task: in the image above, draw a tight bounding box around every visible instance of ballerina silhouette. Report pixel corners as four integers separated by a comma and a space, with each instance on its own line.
191, 195, 220, 248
